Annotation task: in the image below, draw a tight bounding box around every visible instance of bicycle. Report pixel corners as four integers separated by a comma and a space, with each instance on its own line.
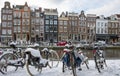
62, 44, 89, 76
25, 47, 59, 76
77, 50, 89, 70
0, 47, 25, 74
41, 48, 59, 67
62, 45, 78, 76
93, 47, 107, 73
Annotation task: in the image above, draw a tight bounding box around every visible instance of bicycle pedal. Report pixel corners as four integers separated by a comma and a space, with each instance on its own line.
78, 68, 82, 71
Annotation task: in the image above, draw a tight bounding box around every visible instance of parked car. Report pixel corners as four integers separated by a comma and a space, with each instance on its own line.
56, 41, 67, 46
113, 42, 120, 46
79, 40, 89, 48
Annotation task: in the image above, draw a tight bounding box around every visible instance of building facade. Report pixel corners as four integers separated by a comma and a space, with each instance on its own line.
31, 8, 44, 43
78, 11, 88, 42
58, 12, 69, 41
86, 14, 96, 43
1, 1, 13, 44
108, 17, 119, 43
1, 2, 120, 44
68, 12, 79, 41
13, 2, 31, 44
44, 8, 58, 42
96, 15, 109, 42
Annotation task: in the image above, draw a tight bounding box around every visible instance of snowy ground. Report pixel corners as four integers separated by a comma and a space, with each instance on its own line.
0, 60, 120, 76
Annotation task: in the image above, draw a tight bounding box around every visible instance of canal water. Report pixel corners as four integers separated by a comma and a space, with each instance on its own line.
56, 48, 120, 59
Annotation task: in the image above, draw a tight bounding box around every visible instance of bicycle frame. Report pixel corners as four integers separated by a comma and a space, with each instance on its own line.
0, 48, 26, 74
94, 49, 106, 73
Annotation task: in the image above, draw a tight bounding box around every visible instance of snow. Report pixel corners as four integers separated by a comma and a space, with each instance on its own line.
25, 48, 41, 57
0, 59, 120, 76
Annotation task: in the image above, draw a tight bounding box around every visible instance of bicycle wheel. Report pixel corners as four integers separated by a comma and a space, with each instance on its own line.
62, 62, 65, 72
0, 53, 18, 74
85, 62, 89, 69
94, 55, 101, 73
70, 52, 77, 76
26, 58, 42, 76
47, 50, 59, 68
84, 58, 89, 69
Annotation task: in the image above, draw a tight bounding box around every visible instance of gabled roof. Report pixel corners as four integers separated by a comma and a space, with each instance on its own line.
116, 14, 120, 18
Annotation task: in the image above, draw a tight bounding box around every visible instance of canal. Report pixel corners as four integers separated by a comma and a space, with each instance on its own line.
51, 47, 120, 59
1, 46, 120, 59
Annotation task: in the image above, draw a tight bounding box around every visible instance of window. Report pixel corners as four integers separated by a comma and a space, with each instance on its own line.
22, 12, 30, 18
14, 20, 17, 25
72, 21, 74, 26
2, 15, 7, 20
8, 22, 12, 27
18, 26, 21, 32
36, 12, 39, 17
45, 26, 49, 32
59, 26, 63, 32
59, 21, 63, 25
45, 20, 49, 24
31, 19, 35, 24
8, 30, 12, 34
14, 27, 17, 32
36, 19, 39, 24
54, 16, 58, 19
101, 28, 103, 34
9, 10, 12, 14
54, 20, 57, 25
2, 22, 7, 27
22, 19, 30, 25
45, 15, 49, 19
54, 26, 57, 31
98, 22, 100, 27
2, 29, 6, 34
2, 9, 5, 13
97, 28, 100, 34
40, 19, 44, 25
40, 26, 44, 31
64, 21, 67, 25
50, 20, 53, 24
24, 7, 28, 11
50, 16, 53, 19
18, 20, 21, 25
64, 27, 67, 32
8, 15, 12, 20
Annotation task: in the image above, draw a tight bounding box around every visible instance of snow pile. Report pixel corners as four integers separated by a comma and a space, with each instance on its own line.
0, 60, 120, 76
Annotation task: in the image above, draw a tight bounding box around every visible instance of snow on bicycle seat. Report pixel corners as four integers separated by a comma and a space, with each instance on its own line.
25, 48, 40, 57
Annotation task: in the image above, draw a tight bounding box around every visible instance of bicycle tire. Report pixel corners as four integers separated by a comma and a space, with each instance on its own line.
0, 53, 18, 74
62, 62, 65, 72
84, 59, 89, 69
47, 50, 59, 68
26, 57, 42, 76
70, 52, 77, 76
85, 62, 89, 69
94, 55, 101, 73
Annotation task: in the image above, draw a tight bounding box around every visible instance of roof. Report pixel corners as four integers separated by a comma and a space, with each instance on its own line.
116, 14, 120, 18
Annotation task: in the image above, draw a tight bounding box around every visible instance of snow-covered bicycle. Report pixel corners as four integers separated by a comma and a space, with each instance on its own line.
0, 47, 25, 74
62, 44, 89, 76
25, 46, 59, 76
93, 47, 107, 73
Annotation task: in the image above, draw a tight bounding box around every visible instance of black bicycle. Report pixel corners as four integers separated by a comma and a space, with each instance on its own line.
62, 46, 78, 76
93, 49, 107, 73
0, 47, 25, 74
25, 47, 59, 76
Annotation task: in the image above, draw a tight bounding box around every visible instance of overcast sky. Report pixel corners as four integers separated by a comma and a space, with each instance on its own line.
0, 0, 120, 23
